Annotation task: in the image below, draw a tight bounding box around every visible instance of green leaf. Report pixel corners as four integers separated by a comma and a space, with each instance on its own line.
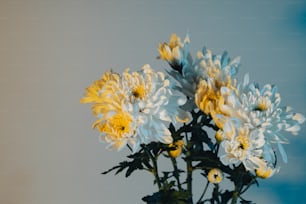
191, 126, 214, 151
212, 184, 220, 203
101, 161, 129, 175
220, 190, 233, 204
125, 158, 144, 177
101, 146, 152, 178
228, 164, 257, 187
169, 122, 176, 133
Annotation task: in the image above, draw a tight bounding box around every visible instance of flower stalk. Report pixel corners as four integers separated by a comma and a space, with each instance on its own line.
142, 144, 162, 190
170, 156, 182, 191
197, 180, 209, 203
231, 187, 239, 204
186, 154, 193, 203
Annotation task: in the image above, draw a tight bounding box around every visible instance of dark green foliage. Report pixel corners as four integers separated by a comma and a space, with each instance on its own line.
101, 149, 152, 177
102, 111, 258, 203
220, 190, 234, 204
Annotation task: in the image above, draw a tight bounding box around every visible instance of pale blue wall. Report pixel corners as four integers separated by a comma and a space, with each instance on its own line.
0, 0, 305, 203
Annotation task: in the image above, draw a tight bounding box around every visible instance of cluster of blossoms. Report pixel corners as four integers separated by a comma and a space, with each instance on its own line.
80, 65, 190, 152
81, 33, 304, 203
158, 33, 304, 178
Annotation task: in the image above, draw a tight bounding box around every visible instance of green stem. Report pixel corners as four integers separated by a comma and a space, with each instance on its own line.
214, 143, 220, 155
231, 188, 239, 204
231, 182, 242, 204
126, 144, 133, 152
197, 180, 209, 203
143, 145, 162, 190
185, 132, 193, 203
170, 157, 182, 191
186, 158, 193, 203
240, 177, 256, 195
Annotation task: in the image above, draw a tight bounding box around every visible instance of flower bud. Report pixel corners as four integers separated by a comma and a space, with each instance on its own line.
207, 168, 223, 184
255, 165, 276, 179
215, 130, 224, 143
168, 140, 184, 158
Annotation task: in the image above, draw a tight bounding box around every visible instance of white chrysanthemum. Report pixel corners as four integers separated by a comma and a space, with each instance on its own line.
122, 65, 190, 151
81, 64, 190, 152
220, 120, 266, 171
220, 75, 305, 162
193, 48, 240, 84
164, 35, 240, 112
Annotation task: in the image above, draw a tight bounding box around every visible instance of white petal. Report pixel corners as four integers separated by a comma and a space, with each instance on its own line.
293, 113, 305, 124
173, 46, 182, 63
286, 124, 301, 135
277, 142, 288, 163
152, 120, 172, 144
223, 121, 236, 140
243, 74, 249, 87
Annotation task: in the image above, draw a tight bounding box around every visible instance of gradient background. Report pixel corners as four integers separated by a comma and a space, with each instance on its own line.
1, 0, 306, 203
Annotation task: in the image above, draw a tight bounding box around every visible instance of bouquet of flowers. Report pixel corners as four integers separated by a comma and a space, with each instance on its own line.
81, 34, 305, 203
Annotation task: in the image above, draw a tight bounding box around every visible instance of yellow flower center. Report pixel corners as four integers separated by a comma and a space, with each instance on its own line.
257, 97, 271, 111
132, 85, 146, 100
104, 112, 133, 139
237, 134, 250, 150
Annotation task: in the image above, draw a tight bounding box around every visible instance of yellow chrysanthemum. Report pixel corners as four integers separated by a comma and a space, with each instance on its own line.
168, 140, 185, 158
81, 65, 189, 152
207, 168, 223, 184
195, 72, 236, 129
99, 111, 134, 150
158, 44, 174, 62
168, 33, 183, 49
132, 85, 146, 99
196, 80, 220, 115
194, 48, 238, 129
80, 71, 124, 117
158, 33, 186, 65
80, 71, 120, 104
